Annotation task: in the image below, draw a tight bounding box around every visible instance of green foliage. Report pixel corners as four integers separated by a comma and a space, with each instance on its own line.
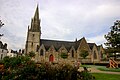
2, 56, 30, 69
78, 71, 95, 80
1, 56, 31, 80
16, 61, 37, 80
61, 52, 68, 59
80, 50, 89, 59
104, 20, 120, 55
2, 56, 11, 69
1, 56, 95, 80
29, 51, 35, 57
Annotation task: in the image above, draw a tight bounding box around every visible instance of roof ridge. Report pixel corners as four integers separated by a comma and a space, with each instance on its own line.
40, 39, 74, 43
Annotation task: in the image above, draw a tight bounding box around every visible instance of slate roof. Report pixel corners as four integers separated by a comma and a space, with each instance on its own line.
40, 38, 83, 51
88, 43, 95, 50
97, 45, 103, 51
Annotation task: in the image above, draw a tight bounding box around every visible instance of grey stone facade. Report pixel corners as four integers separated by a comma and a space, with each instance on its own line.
25, 5, 40, 55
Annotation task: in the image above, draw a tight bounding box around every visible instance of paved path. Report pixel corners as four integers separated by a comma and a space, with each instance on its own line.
78, 67, 120, 75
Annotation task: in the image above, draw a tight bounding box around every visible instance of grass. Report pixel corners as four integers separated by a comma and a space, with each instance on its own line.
92, 73, 120, 80
80, 65, 120, 80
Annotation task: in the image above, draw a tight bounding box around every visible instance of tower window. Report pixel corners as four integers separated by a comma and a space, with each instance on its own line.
33, 34, 34, 37
31, 43, 33, 47
36, 45, 39, 52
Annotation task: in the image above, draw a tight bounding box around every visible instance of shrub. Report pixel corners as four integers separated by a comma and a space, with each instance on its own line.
1, 56, 95, 80
61, 52, 68, 59
80, 50, 89, 59
29, 51, 35, 57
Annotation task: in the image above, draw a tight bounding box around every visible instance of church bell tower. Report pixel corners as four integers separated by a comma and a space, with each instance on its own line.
25, 5, 41, 54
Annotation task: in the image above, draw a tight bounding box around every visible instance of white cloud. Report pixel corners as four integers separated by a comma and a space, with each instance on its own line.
87, 34, 107, 48
0, 0, 120, 49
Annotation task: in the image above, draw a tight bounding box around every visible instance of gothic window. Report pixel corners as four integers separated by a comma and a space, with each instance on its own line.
72, 50, 74, 58
40, 49, 44, 56
101, 51, 103, 58
94, 51, 97, 59
36, 45, 39, 52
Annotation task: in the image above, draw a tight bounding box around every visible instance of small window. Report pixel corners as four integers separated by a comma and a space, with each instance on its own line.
2, 50, 4, 53
1, 54, 3, 59
33, 34, 35, 37
31, 43, 33, 47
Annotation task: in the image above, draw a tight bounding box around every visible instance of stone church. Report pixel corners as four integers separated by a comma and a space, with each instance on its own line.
25, 5, 105, 63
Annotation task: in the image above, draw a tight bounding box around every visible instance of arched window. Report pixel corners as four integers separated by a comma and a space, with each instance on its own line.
40, 49, 44, 56
101, 51, 103, 58
36, 45, 39, 52
94, 51, 97, 59
72, 50, 74, 58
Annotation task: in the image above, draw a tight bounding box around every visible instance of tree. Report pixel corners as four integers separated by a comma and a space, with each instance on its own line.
0, 20, 4, 38
61, 52, 68, 59
29, 51, 35, 57
104, 20, 120, 59
80, 50, 89, 59
1, 56, 33, 79
1, 56, 95, 80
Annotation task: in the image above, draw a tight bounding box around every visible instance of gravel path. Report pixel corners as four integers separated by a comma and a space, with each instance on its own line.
78, 67, 120, 75
89, 67, 120, 74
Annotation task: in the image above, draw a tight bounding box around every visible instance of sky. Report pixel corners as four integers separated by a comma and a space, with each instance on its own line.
0, 0, 120, 50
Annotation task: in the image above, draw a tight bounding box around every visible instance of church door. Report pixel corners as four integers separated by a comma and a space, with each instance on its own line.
49, 54, 54, 62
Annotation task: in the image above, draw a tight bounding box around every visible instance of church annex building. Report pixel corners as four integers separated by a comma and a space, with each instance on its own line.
25, 5, 105, 63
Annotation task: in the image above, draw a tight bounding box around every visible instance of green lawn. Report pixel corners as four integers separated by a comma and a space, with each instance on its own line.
80, 65, 120, 80
92, 73, 120, 80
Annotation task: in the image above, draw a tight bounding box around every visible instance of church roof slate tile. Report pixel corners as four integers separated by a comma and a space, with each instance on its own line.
88, 43, 95, 50
40, 38, 82, 51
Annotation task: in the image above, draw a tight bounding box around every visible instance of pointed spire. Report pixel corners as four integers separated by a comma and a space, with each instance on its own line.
34, 4, 39, 20
30, 4, 40, 32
